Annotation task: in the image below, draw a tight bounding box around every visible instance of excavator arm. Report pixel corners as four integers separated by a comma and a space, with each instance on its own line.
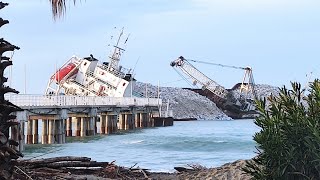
170, 56, 228, 99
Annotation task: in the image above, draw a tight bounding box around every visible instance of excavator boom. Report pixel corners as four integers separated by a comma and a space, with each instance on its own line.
170, 56, 228, 99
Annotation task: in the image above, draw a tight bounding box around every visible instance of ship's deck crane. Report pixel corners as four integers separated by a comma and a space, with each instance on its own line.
170, 56, 256, 113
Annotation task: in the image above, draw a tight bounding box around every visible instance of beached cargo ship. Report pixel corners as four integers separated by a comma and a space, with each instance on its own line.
45, 30, 135, 97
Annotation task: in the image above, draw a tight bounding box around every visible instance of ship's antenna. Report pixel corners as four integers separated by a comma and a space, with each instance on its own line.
132, 56, 140, 77
107, 27, 125, 72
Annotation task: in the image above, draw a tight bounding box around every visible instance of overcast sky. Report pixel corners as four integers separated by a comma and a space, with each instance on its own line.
2, 0, 320, 94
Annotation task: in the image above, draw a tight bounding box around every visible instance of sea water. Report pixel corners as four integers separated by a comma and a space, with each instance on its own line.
23, 119, 260, 172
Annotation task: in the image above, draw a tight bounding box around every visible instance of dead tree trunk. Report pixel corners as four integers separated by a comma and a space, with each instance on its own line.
0, 2, 23, 179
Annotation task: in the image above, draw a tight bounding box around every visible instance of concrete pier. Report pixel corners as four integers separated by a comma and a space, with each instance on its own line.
10, 94, 162, 151
15, 101, 167, 151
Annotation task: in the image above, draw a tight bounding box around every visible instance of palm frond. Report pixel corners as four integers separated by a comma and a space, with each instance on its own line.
49, 0, 76, 20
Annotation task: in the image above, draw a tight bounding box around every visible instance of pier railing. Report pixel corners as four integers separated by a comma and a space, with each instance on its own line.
5, 94, 161, 108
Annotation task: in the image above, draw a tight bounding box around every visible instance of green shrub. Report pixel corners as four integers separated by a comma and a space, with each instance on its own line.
244, 80, 320, 180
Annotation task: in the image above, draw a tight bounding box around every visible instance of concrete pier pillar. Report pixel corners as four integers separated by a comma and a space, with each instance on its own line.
48, 120, 55, 144
100, 115, 106, 134
149, 113, 154, 127
19, 121, 25, 152
80, 117, 86, 137
94, 117, 98, 134
42, 120, 48, 144
129, 114, 133, 130
147, 113, 152, 127
86, 117, 95, 136
146, 113, 150, 127
124, 114, 129, 130
128, 114, 134, 130
119, 114, 125, 130
76, 117, 81, 136
135, 113, 140, 128
112, 115, 118, 133
56, 120, 63, 144
140, 113, 144, 128
33, 119, 39, 144
105, 115, 112, 134
89, 117, 96, 136
27, 119, 33, 144
62, 119, 66, 143
132, 114, 136, 129
66, 117, 72, 137
85, 117, 89, 136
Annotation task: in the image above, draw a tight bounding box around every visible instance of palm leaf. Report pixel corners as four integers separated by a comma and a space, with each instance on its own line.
49, 0, 77, 20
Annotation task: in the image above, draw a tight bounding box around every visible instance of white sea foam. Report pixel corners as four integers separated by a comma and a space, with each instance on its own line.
123, 140, 144, 144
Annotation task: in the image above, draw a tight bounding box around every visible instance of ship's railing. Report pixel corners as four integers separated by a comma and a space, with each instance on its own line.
97, 63, 128, 79
5, 94, 161, 108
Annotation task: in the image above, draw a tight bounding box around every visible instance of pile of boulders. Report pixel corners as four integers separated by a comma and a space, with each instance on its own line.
134, 82, 231, 120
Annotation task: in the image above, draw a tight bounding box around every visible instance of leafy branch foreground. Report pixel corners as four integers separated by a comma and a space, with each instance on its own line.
245, 80, 320, 179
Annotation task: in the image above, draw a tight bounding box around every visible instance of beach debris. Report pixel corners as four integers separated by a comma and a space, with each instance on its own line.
13, 156, 151, 180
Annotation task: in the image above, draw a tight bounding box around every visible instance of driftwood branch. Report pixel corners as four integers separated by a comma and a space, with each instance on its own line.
40, 161, 109, 169
20, 156, 91, 165
14, 166, 33, 180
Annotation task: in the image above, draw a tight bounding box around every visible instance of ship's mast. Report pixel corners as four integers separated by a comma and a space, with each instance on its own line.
107, 28, 125, 72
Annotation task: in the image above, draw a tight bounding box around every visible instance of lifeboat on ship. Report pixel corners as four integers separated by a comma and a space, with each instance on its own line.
54, 63, 78, 82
